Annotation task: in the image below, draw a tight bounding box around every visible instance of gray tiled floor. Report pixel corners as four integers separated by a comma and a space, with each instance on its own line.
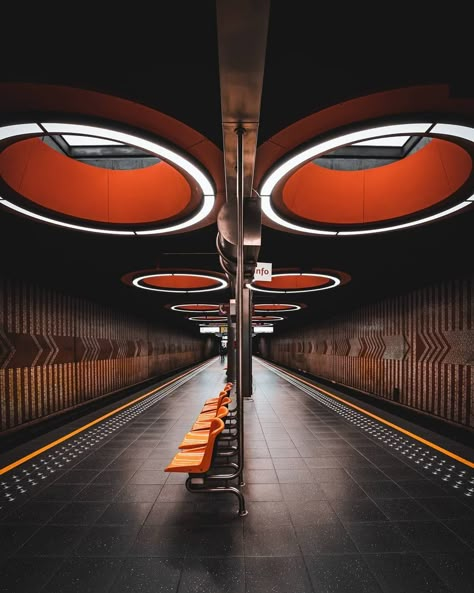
0, 357, 473, 593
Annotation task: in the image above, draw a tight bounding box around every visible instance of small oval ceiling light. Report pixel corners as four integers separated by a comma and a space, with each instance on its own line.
170, 304, 221, 312
188, 316, 227, 322
247, 272, 341, 293
253, 303, 302, 312
132, 273, 228, 293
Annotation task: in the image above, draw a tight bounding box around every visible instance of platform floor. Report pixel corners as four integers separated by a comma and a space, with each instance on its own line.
0, 357, 473, 593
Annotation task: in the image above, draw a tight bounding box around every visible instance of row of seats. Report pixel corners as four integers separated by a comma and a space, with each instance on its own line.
164, 382, 248, 516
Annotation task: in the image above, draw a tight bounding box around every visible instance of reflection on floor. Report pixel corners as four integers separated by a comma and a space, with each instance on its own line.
0, 357, 473, 593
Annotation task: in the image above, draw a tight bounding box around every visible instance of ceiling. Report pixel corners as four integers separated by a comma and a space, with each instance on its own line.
1, 3, 473, 335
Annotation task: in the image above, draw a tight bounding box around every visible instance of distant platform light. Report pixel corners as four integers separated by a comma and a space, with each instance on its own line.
170, 304, 221, 312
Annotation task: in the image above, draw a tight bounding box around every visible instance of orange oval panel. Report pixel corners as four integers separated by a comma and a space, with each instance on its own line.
281, 139, 472, 224
177, 304, 220, 311
254, 275, 329, 290
254, 304, 299, 311
143, 276, 221, 289
0, 138, 192, 224
252, 315, 282, 320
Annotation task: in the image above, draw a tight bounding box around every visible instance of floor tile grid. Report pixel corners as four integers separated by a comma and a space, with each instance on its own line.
0, 361, 244, 593
245, 360, 474, 593
1, 358, 473, 592
0, 359, 221, 517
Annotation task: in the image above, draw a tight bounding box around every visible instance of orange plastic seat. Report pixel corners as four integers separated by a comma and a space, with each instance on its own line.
204, 383, 232, 406
192, 405, 229, 431
178, 429, 212, 449
164, 417, 225, 473
201, 395, 231, 414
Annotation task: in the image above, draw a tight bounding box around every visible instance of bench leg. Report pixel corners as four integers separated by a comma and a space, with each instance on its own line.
186, 477, 248, 516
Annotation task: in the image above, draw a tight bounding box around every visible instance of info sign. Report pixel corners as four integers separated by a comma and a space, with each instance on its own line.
253, 262, 272, 282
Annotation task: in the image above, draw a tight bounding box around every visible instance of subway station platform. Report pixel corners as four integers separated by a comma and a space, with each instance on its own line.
0, 357, 473, 593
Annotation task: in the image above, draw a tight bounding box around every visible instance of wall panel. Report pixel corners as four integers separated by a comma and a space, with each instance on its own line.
261, 274, 473, 429
0, 274, 212, 432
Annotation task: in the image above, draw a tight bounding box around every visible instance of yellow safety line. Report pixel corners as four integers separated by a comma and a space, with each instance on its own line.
261, 360, 474, 468
0, 360, 212, 476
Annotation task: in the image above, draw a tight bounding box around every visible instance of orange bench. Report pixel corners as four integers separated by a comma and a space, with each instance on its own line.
163, 383, 246, 516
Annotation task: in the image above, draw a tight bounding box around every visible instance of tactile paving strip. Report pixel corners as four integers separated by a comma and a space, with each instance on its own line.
259, 360, 474, 498
0, 360, 215, 510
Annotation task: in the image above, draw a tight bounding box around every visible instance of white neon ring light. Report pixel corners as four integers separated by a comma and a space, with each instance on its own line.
246, 273, 341, 293
253, 303, 302, 312
132, 273, 228, 293
170, 304, 221, 312
259, 122, 474, 235
0, 122, 215, 235
188, 316, 227, 322
252, 316, 284, 321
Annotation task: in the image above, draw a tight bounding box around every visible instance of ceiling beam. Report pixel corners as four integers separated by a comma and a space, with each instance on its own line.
217, 0, 269, 199
216, 0, 270, 278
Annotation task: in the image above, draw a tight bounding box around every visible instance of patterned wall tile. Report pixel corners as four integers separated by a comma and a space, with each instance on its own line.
0, 275, 212, 432
261, 274, 473, 428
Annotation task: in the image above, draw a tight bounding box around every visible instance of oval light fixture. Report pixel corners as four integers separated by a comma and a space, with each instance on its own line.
247, 272, 341, 293
170, 304, 221, 312
253, 303, 302, 312
0, 122, 215, 235
259, 121, 474, 235
132, 273, 228, 293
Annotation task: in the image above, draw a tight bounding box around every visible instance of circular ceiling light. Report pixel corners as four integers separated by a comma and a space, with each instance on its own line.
0, 122, 215, 235
251, 315, 284, 321
247, 272, 341, 293
131, 273, 228, 293
188, 315, 227, 322
170, 304, 221, 312
253, 303, 302, 312
259, 122, 474, 235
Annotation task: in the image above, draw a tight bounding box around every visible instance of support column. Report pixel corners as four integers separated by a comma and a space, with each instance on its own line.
226, 313, 236, 384
242, 285, 253, 398
235, 126, 246, 486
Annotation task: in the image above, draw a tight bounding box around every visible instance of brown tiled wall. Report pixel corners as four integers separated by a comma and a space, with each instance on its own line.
0, 275, 213, 431
259, 274, 473, 428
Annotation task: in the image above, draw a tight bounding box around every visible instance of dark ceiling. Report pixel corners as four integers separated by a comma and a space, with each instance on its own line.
1, 3, 473, 335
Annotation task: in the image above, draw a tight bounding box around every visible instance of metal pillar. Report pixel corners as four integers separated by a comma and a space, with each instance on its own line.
214, 0, 269, 510
247, 285, 254, 397
242, 286, 253, 398
235, 126, 246, 486
226, 317, 236, 384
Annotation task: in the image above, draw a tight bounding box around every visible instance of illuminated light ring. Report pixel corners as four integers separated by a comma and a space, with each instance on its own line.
251, 315, 284, 321
246, 273, 341, 294
0, 122, 215, 235
259, 122, 474, 235
132, 273, 228, 293
170, 304, 221, 312
188, 316, 227, 322
253, 303, 302, 312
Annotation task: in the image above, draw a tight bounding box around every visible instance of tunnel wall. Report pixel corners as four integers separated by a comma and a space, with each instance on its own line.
258, 273, 474, 429
0, 274, 213, 432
